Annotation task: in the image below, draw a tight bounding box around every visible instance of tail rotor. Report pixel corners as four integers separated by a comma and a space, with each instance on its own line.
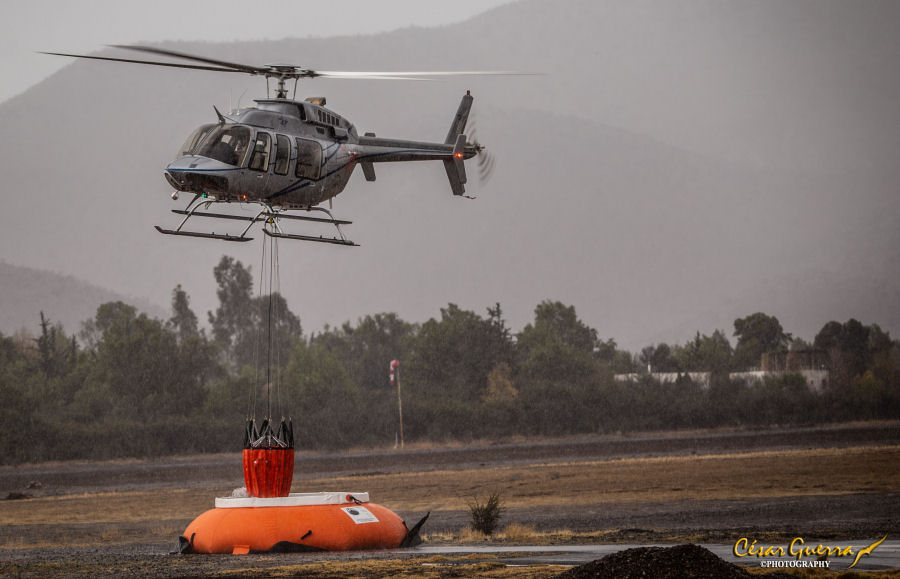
468, 118, 496, 186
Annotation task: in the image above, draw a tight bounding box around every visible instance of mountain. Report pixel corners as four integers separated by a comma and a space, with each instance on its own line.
0, 262, 166, 337
0, 0, 897, 350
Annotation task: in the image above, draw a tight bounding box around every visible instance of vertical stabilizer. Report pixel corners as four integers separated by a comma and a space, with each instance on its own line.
443, 94, 473, 195
445, 92, 474, 144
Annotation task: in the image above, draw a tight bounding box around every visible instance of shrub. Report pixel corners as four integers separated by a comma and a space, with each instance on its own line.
468, 492, 504, 535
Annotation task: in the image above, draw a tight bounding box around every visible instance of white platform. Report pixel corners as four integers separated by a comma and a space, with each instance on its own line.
215, 491, 370, 508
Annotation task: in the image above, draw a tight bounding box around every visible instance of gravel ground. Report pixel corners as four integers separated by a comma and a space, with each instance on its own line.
552, 544, 793, 579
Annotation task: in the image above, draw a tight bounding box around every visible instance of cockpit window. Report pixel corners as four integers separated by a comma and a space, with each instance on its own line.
195, 125, 252, 166
177, 124, 216, 157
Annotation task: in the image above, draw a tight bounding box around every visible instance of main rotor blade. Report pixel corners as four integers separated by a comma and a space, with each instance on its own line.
39, 51, 249, 74
43, 45, 541, 82
313, 72, 432, 81
316, 70, 540, 78
110, 44, 269, 75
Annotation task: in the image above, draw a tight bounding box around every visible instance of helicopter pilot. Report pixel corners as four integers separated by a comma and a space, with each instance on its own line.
208, 129, 249, 166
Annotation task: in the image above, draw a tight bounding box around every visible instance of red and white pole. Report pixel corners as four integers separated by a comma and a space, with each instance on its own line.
390, 359, 403, 448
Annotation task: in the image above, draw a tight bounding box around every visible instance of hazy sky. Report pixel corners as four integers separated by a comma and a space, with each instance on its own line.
0, 0, 513, 104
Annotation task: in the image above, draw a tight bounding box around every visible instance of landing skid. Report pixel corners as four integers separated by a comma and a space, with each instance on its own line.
155, 195, 357, 245
171, 209, 353, 226
155, 226, 253, 242
263, 229, 357, 246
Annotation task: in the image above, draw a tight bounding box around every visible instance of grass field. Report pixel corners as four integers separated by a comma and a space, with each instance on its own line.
1, 425, 898, 576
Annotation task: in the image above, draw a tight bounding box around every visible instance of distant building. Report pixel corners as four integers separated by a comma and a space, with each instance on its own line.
614, 372, 711, 388
727, 370, 829, 392
614, 349, 830, 392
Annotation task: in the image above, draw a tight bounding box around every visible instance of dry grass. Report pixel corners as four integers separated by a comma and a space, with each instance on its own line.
0, 487, 223, 527
210, 556, 568, 578
1, 444, 897, 552
313, 444, 900, 513
424, 526, 644, 547
498, 522, 540, 542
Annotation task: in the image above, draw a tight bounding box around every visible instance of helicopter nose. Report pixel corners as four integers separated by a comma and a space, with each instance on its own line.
164, 170, 184, 190
165, 157, 231, 195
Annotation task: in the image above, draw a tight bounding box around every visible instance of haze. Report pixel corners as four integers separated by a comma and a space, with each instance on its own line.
0, 0, 513, 103
0, 0, 897, 351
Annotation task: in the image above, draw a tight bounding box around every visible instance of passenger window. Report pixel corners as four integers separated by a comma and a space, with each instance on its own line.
274, 134, 290, 175
249, 132, 271, 172
295, 138, 323, 180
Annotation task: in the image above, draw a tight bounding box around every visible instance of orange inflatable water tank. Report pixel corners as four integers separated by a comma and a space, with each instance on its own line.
179, 492, 419, 554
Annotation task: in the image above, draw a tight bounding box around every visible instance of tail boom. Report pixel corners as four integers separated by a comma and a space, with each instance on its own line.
353, 93, 477, 196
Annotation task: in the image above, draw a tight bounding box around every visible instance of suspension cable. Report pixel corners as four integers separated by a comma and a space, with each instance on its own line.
265, 231, 275, 420
250, 235, 268, 421
272, 235, 283, 418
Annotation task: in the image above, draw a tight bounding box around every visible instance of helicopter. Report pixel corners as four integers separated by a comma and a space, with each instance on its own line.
43, 45, 522, 246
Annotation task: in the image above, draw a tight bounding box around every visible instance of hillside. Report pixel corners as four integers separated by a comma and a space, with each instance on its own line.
0, 262, 165, 336
0, 0, 897, 349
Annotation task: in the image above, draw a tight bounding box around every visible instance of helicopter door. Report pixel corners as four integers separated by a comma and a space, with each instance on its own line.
273, 134, 291, 176
247, 131, 272, 192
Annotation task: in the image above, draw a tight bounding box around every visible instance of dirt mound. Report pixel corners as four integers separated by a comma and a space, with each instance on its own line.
553, 544, 787, 579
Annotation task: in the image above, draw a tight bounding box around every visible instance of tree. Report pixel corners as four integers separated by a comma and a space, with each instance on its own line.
814, 319, 894, 387
254, 291, 303, 372
207, 256, 302, 369
314, 313, 416, 391
310, 313, 416, 443
672, 330, 733, 374
482, 362, 518, 405
518, 301, 598, 356
281, 340, 362, 448
405, 303, 515, 439
34, 312, 77, 380
515, 301, 606, 436
733, 313, 790, 370
208, 256, 255, 362
517, 301, 602, 380
83, 301, 210, 420
410, 303, 514, 403
638, 343, 677, 373
169, 284, 199, 341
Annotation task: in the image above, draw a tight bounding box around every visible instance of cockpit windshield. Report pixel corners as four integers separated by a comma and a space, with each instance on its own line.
194, 125, 253, 166
177, 124, 216, 158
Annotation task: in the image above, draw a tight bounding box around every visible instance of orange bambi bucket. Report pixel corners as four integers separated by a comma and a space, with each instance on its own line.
242, 447, 294, 498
